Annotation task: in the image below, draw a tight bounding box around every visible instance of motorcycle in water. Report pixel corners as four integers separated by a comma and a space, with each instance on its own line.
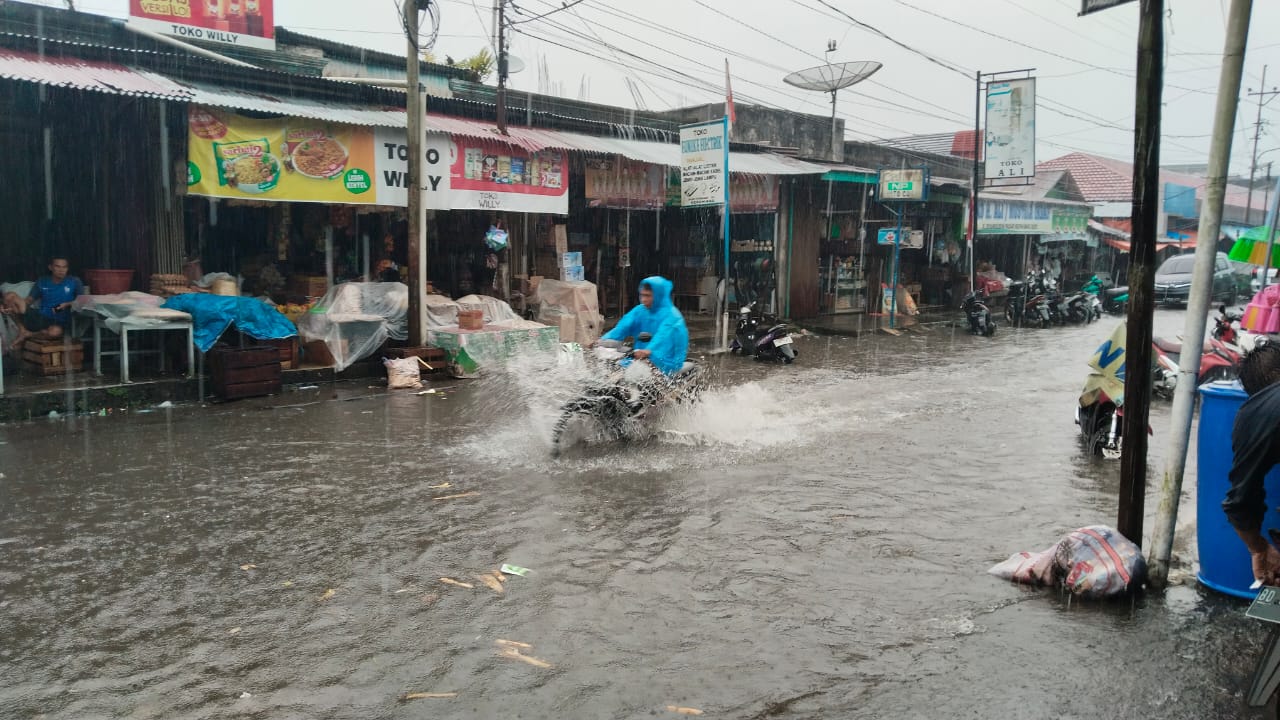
729, 303, 797, 363
550, 335, 705, 457
1077, 342, 1176, 457
1005, 278, 1053, 328
961, 289, 997, 336
1082, 275, 1128, 315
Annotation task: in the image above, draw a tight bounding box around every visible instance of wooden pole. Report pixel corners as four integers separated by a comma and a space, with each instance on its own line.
1117, 0, 1164, 547
404, 0, 423, 345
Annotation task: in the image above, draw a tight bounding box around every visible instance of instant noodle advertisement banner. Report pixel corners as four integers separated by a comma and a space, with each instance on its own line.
130, 0, 275, 50
186, 107, 384, 204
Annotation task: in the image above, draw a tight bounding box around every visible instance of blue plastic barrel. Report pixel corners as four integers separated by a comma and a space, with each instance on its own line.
1197, 381, 1280, 599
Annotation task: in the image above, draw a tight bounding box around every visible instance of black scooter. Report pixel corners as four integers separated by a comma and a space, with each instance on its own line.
730, 303, 797, 363
961, 290, 997, 337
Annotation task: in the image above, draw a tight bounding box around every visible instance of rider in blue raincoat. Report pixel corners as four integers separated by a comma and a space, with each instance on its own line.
599, 276, 689, 375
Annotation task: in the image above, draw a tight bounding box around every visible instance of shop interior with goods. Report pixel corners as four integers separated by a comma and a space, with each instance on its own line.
815, 181, 969, 319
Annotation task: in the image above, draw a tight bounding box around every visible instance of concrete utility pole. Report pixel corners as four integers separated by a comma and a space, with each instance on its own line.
1147, 0, 1253, 587
1116, 0, 1165, 547
1245, 66, 1279, 227
404, 0, 425, 345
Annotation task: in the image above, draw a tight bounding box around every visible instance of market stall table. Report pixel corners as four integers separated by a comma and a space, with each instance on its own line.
84, 310, 195, 383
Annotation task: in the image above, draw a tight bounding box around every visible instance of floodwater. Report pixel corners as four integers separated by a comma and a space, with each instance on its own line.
0, 307, 1273, 719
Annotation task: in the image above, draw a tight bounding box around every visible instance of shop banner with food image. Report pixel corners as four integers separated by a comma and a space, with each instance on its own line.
187, 106, 380, 204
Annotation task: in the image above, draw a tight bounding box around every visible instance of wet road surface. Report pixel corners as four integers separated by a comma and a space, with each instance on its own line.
1, 307, 1273, 719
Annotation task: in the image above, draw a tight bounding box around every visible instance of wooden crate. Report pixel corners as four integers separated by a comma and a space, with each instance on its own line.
288, 275, 329, 298
208, 346, 282, 400
235, 333, 298, 370
21, 338, 84, 376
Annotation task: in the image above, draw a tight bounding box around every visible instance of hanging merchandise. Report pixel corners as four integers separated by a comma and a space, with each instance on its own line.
485, 224, 509, 252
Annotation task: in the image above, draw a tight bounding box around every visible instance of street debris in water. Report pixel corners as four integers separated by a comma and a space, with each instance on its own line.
666, 706, 704, 716
495, 638, 552, 667
500, 563, 532, 577
476, 572, 505, 594
401, 692, 457, 701
157, 401, 174, 408
319, 588, 337, 601
239, 563, 257, 571
433, 491, 478, 501
439, 577, 473, 589
239, 692, 252, 700
228, 627, 241, 635
428, 482, 451, 489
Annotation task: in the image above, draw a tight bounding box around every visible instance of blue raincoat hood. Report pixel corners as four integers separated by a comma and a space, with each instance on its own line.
601, 275, 689, 374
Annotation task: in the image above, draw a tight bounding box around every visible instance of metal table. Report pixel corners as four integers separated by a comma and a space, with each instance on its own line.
89, 314, 195, 383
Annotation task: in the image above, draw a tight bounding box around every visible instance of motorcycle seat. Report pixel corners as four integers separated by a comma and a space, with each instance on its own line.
1104, 287, 1128, 299
1154, 337, 1211, 355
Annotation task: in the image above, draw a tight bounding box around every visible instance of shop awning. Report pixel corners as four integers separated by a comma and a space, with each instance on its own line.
181, 83, 827, 174
819, 164, 970, 189
183, 82, 406, 127
0, 49, 191, 99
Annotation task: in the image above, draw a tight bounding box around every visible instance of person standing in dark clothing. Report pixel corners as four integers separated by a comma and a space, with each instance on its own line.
1223, 343, 1280, 584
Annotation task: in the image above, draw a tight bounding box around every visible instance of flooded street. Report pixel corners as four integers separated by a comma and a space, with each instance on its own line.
1, 308, 1272, 719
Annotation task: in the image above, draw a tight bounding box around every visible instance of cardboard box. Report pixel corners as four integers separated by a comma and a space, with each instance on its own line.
557, 315, 576, 343
559, 251, 582, 267
554, 224, 568, 256
561, 265, 585, 282
458, 309, 485, 331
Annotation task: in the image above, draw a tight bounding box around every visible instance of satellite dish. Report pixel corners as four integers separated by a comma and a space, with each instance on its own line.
783, 61, 882, 92
507, 54, 526, 74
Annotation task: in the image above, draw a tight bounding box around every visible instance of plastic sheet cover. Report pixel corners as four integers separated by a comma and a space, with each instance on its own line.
296, 282, 408, 371
162, 294, 297, 352
456, 294, 542, 329
534, 279, 602, 344
73, 292, 192, 333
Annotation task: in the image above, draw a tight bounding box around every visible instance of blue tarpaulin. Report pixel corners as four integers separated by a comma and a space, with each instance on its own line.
162, 294, 296, 352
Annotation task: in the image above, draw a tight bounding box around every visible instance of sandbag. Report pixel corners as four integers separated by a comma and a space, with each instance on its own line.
989, 525, 1145, 598
383, 356, 428, 390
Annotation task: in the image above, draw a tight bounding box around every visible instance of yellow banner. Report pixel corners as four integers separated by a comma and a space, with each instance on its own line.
186, 106, 379, 204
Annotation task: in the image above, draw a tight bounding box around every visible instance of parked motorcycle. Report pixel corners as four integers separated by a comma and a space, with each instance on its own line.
550, 336, 705, 457
1212, 304, 1242, 345
1076, 341, 1176, 457
729, 303, 797, 363
1083, 275, 1128, 315
961, 289, 997, 337
1152, 333, 1243, 387
1005, 278, 1053, 328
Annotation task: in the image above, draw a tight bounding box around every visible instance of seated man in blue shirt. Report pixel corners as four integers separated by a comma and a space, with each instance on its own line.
1, 257, 84, 351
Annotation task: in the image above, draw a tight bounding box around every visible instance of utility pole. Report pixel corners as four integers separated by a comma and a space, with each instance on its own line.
404, 0, 425, 345
1117, 0, 1164, 547
969, 70, 981, 294
1147, 0, 1253, 587
1245, 66, 1279, 227
496, 0, 509, 134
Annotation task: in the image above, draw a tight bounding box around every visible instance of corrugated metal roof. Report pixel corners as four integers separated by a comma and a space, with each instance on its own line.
184, 81, 405, 127
0, 48, 191, 99
172, 81, 828, 174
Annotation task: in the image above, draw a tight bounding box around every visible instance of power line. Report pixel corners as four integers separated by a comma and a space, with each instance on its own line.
507, 0, 589, 26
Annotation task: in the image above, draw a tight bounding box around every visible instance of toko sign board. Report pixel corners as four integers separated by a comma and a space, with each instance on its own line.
878, 168, 928, 202
985, 78, 1036, 181
130, 0, 275, 50
1080, 0, 1136, 15
679, 119, 728, 208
